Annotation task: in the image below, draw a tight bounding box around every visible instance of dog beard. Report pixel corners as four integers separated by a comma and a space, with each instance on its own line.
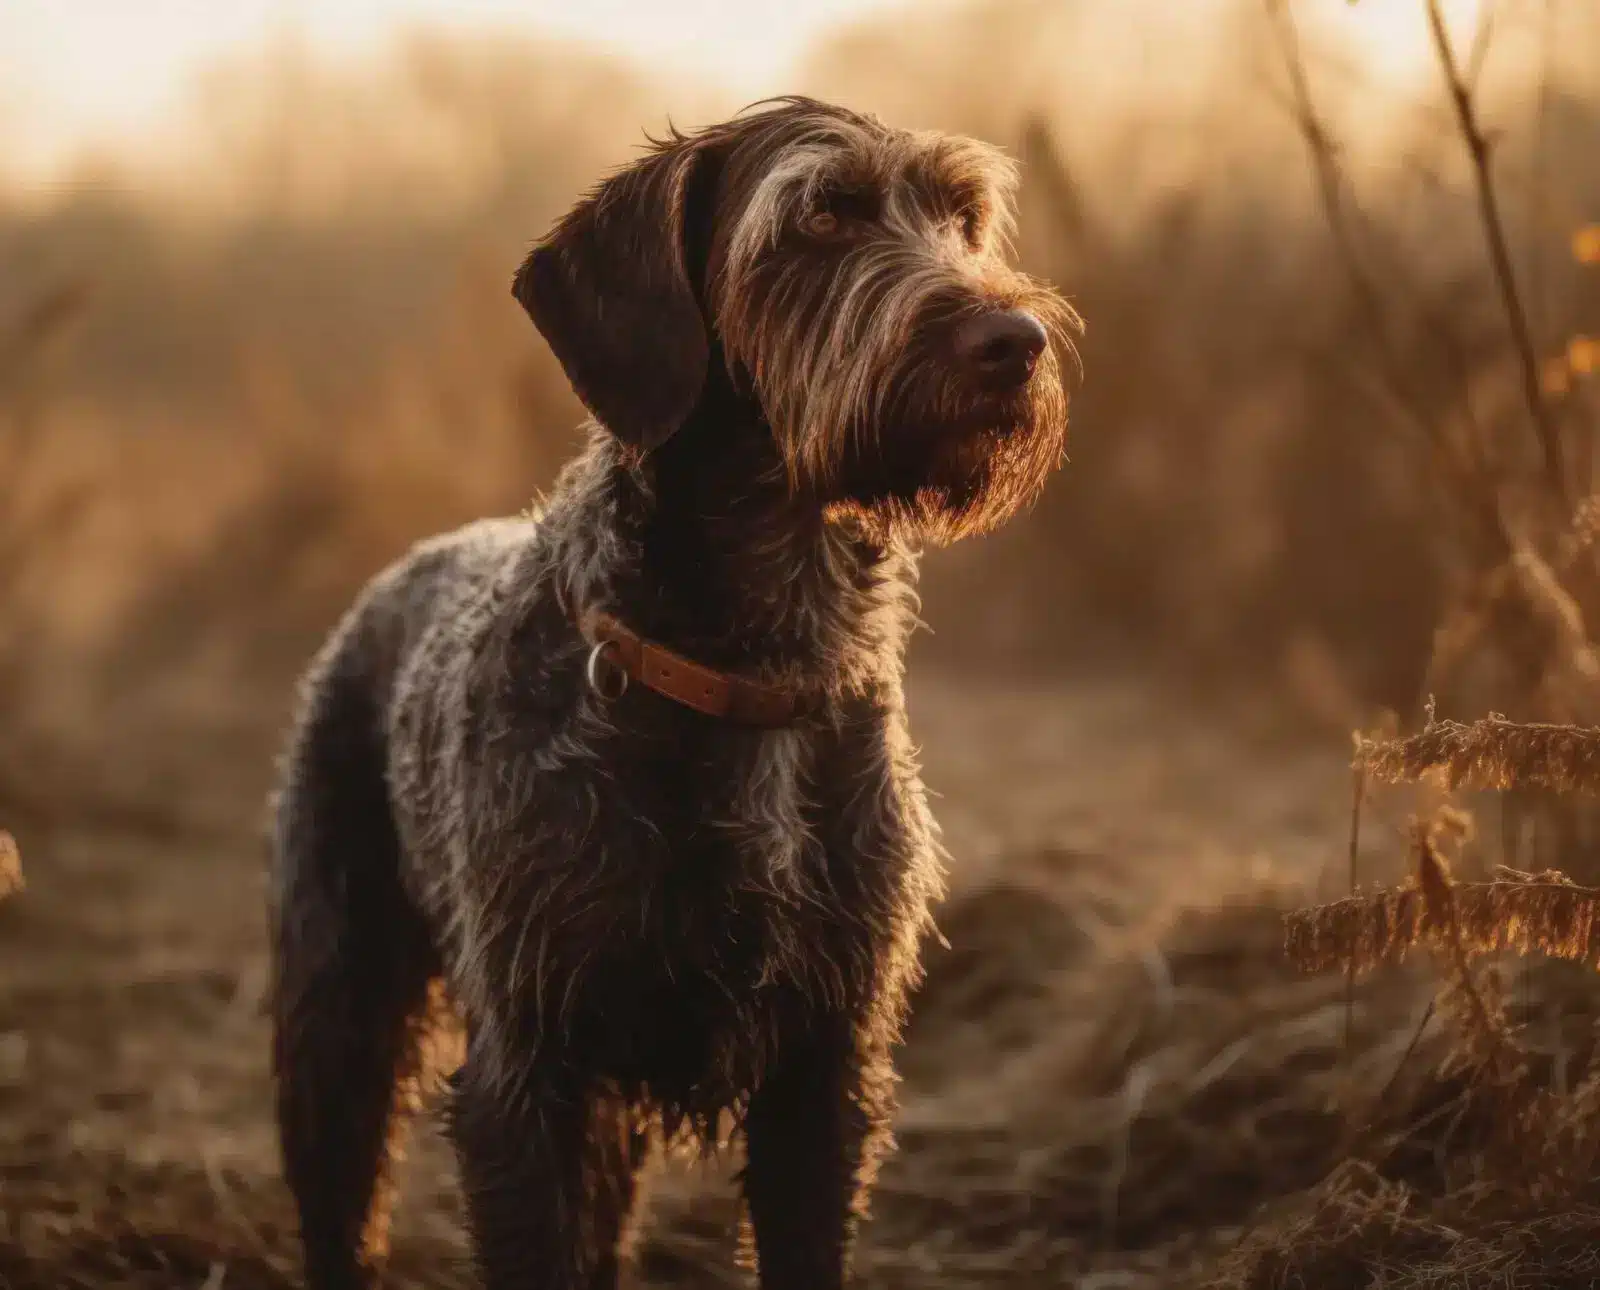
819, 379, 1067, 545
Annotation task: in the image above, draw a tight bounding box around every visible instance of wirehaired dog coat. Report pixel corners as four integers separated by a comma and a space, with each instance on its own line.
269, 96, 1078, 1290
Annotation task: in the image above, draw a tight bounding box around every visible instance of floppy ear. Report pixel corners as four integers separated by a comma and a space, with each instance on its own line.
513, 139, 711, 452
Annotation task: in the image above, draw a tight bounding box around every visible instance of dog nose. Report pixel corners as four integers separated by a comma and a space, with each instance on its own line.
953, 309, 1048, 388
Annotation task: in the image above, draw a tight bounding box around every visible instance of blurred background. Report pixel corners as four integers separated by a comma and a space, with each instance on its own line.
1, 1, 1598, 1287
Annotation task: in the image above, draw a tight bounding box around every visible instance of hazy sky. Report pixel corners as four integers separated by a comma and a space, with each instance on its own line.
1, 0, 1486, 180
0, 0, 911, 175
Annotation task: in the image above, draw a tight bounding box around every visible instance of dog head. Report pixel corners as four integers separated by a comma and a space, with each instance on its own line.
515, 96, 1079, 544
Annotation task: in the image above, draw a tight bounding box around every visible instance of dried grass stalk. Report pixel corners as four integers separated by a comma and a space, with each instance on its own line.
1355, 716, 1600, 796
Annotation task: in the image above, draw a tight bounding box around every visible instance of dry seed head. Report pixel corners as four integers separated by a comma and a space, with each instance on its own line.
1287, 872, 1600, 978
1354, 717, 1600, 797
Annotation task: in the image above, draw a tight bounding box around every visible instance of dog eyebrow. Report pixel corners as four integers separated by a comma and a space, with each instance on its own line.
900, 154, 989, 216
902, 176, 991, 233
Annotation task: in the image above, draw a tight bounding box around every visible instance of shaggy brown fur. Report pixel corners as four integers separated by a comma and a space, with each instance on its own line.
267, 95, 1077, 1290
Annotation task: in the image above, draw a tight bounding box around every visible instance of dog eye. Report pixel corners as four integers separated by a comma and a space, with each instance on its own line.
803, 188, 879, 240
805, 211, 842, 238
959, 209, 985, 247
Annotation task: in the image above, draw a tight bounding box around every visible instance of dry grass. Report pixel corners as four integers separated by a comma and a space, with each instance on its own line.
1211, 1159, 1600, 1290
0, 810, 1444, 1290
1227, 1, 1600, 1273
1260, 709, 1600, 1287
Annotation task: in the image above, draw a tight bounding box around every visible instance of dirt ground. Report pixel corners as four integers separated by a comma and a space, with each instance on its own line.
0, 668, 1383, 1289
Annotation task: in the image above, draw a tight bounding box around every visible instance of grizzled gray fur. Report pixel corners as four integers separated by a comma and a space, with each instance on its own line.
267, 95, 1078, 1290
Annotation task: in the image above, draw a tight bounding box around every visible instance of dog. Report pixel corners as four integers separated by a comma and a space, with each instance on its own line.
268, 95, 1078, 1290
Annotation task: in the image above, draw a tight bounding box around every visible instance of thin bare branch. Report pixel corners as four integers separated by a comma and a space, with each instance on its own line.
1425, 0, 1568, 508
1263, 0, 1514, 561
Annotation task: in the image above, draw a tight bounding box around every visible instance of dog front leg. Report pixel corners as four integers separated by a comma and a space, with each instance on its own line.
449, 1040, 643, 1290
741, 1017, 895, 1290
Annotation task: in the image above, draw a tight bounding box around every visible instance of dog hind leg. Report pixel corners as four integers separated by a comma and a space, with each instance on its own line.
269, 646, 443, 1290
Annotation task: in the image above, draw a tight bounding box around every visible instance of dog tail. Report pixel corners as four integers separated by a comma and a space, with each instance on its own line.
268, 625, 441, 1289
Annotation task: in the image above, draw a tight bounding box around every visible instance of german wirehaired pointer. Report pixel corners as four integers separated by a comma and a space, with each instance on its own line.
269, 95, 1078, 1290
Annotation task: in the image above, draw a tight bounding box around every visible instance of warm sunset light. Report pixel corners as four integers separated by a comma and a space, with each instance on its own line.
2, 0, 1492, 184
2, 0, 909, 179
1322, 0, 1487, 78
3, 1, 1597, 1287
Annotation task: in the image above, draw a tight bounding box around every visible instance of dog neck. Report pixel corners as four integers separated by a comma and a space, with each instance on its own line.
550, 398, 920, 693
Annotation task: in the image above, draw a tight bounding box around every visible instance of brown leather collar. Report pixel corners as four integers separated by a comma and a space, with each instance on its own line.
574, 605, 816, 727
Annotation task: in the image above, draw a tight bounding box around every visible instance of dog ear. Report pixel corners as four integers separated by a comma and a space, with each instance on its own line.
513, 139, 712, 453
